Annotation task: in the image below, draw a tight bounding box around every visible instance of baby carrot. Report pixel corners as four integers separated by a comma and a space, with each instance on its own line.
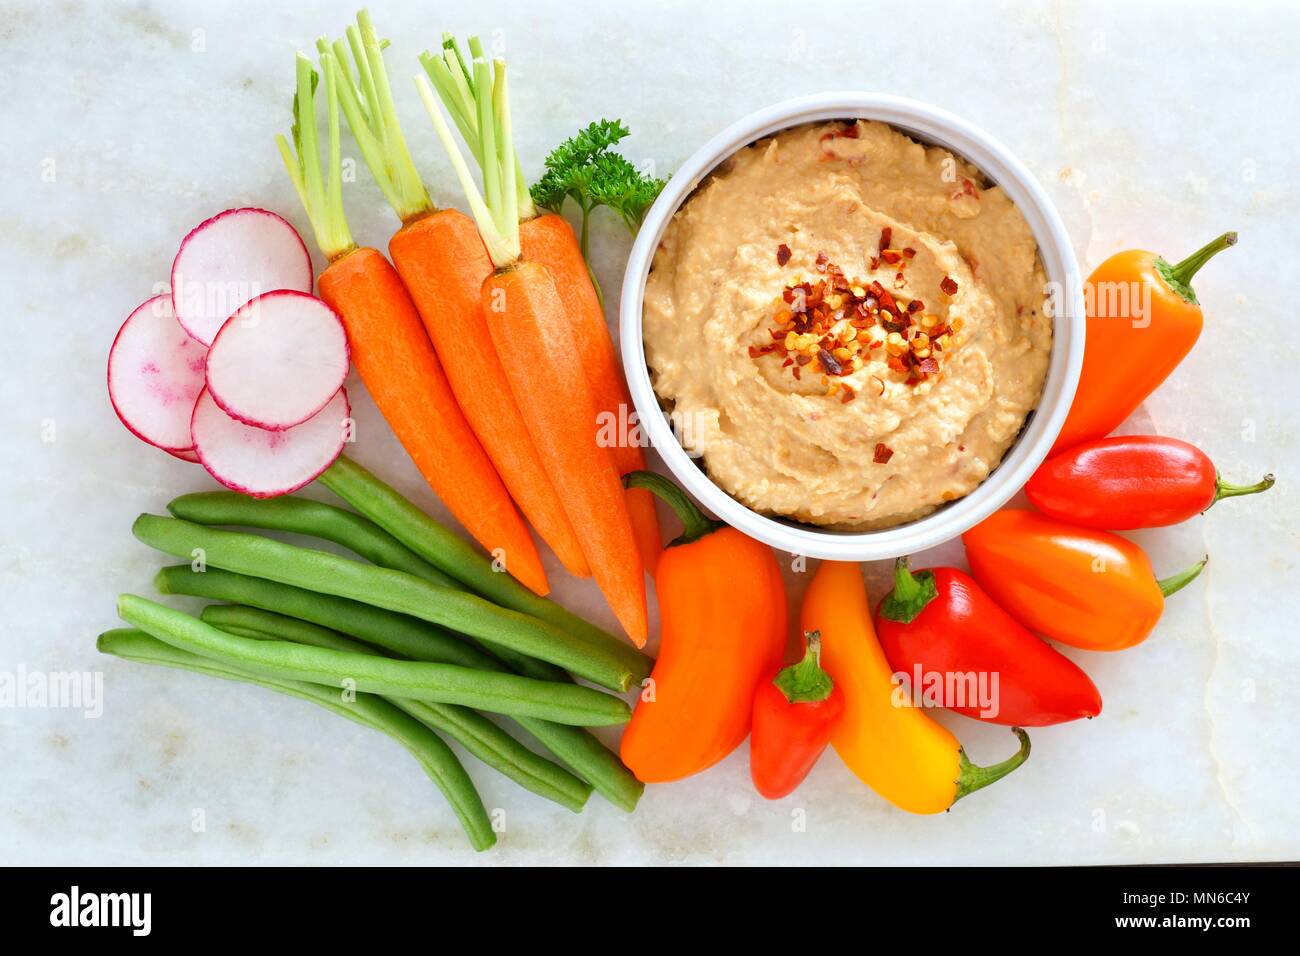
324, 13, 586, 582
276, 48, 545, 595
425, 38, 661, 573
417, 57, 648, 645
520, 213, 662, 573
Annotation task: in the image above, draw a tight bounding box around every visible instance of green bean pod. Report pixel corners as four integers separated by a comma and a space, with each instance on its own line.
133, 513, 635, 692
201, 604, 591, 812
157, 566, 642, 811
319, 456, 651, 683
118, 594, 630, 726
159, 498, 559, 680
97, 627, 496, 851
168, 491, 461, 588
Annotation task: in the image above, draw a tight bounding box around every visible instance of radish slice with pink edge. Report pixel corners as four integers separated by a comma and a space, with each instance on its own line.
107, 294, 209, 452
205, 290, 349, 430
170, 207, 313, 346
191, 387, 351, 498
167, 447, 201, 463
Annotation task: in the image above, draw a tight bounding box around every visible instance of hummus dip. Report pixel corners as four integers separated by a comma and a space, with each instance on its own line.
643, 119, 1052, 529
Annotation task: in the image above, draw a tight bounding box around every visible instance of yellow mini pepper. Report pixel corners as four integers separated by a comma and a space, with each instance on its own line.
801, 560, 1030, 814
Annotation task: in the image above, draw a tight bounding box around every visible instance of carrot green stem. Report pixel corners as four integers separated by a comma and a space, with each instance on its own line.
415, 60, 520, 269
329, 10, 431, 224
276, 52, 354, 260
421, 34, 537, 220
1155, 231, 1237, 305
1212, 472, 1275, 505
1157, 556, 1208, 598
623, 471, 722, 546
954, 728, 1031, 803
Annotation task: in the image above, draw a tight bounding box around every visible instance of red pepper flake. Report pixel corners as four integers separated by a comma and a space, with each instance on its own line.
817, 347, 843, 376
782, 357, 794, 368
916, 357, 940, 375
879, 227, 892, 252
902, 247, 916, 259
873, 443, 894, 464
869, 256, 880, 271
795, 353, 812, 365
839, 122, 860, 138
940, 275, 959, 296
906, 299, 924, 313
792, 365, 802, 380
880, 249, 902, 265
814, 251, 830, 273
776, 243, 792, 267
840, 385, 856, 404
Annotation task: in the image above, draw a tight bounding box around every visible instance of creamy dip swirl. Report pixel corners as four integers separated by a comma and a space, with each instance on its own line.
643, 120, 1052, 529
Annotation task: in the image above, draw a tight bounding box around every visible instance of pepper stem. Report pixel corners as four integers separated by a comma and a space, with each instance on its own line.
878, 557, 939, 624
1155, 231, 1237, 305
1212, 472, 1275, 505
954, 728, 1031, 803
1157, 556, 1208, 598
624, 471, 722, 546
773, 631, 835, 704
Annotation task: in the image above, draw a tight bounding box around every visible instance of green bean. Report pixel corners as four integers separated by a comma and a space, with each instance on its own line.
160, 497, 559, 679
133, 513, 635, 692
158, 566, 643, 811
157, 565, 502, 672
167, 491, 463, 590
97, 627, 495, 851
201, 604, 591, 812
118, 594, 630, 726
319, 456, 651, 683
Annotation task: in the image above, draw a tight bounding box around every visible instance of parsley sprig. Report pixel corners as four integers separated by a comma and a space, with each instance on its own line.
531, 120, 665, 301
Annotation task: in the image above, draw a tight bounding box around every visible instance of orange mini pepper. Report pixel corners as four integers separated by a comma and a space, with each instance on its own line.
802, 560, 1030, 815
618, 472, 786, 784
963, 510, 1207, 652
1052, 231, 1236, 455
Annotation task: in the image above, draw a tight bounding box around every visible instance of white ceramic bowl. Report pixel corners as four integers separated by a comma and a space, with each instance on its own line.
620, 92, 1084, 560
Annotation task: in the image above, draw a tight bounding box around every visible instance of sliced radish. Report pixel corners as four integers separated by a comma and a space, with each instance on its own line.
204, 290, 349, 430
167, 447, 201, 463
170, 207, 313, 346
191, 387, 350, 497
107, 295, 209, 452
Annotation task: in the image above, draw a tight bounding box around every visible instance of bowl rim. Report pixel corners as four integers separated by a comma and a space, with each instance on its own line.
619, 91, 1084, 560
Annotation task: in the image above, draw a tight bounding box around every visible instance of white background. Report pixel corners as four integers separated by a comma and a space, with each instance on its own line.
2, 0, 1297, 864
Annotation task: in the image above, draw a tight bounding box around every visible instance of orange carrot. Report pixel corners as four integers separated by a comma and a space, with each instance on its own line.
277, 45, 547, 596
484, 263, 648, 644
521, 214, 662, 572
327, 14, 587, 582
390, 210, 591, 579
316, 249, 547, 595
416, 56, 648, 644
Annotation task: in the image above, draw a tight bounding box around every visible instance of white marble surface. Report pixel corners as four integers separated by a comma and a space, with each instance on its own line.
2, 0, 1298, 865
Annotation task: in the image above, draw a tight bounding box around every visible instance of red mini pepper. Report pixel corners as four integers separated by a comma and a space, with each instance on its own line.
749, 631, 844, 799
876, 559, 1102, 726
1027, 435, 1275, 530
